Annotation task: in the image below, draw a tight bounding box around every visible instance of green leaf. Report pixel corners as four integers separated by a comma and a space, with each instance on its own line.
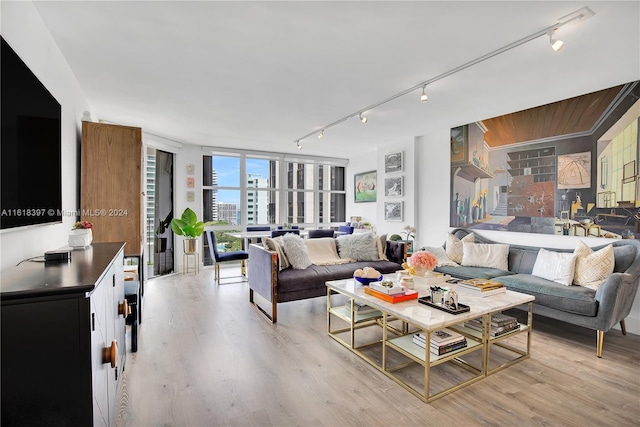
181, 207, 198, 226
171, 218, 187, 236
170, 208, 205, 238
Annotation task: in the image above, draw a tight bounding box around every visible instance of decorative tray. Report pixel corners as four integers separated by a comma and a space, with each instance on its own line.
418, 296, 470, 315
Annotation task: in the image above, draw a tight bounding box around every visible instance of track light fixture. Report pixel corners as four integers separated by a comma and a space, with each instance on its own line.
548, 29, 564, 51
296, 140, 302, 150
292, 6, 594, 147
318, 130, 324, 139
420, 86, 428, 103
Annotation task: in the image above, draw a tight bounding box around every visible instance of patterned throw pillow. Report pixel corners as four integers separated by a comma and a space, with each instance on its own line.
445, 232, 474, 264
573, 241, 614, 290
531, 248, 577, 286
281, 233, 312, 269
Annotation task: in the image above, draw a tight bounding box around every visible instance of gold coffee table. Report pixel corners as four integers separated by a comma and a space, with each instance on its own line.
326, 278, 534, 402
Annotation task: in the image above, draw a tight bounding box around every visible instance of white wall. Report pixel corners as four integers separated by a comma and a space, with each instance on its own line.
172, 144, 204, 272
0, 1, 95, 272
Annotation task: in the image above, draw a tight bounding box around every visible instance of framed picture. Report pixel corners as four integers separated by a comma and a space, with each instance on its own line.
354, 170, 377, 202
385, 152, 403, 173
398, 239, 414, 253
384, 201, 403, 221
186, 177, 195, 188
558, 151, 591, 189
384, 176, 403, 197
186, 163, 195, 175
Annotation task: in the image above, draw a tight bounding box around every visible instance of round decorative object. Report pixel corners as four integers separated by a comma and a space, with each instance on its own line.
68, 228, 92, 248
579, 218, 593, 225
354, 276, 382, 285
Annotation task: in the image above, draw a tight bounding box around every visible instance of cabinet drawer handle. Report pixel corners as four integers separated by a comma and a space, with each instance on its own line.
118, 300, 130, 317
103, 340, 118, 369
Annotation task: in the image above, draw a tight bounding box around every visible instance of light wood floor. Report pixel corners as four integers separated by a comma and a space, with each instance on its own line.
117, 267, 640, 427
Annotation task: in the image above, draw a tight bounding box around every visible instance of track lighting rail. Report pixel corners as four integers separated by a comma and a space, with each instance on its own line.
293, 6, 594, 149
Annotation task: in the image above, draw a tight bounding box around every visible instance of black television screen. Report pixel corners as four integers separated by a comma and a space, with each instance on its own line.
1, 37, 62, 229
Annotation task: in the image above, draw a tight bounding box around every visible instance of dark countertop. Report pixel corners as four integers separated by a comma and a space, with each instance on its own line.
1, 242, 125, 302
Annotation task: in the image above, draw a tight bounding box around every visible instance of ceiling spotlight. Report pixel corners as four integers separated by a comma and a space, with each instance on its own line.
548, 29, 564, 51
296, 140, 302, 150
359, 113, 368, 123
420, 86, 428, 103
318, 130, 324, 139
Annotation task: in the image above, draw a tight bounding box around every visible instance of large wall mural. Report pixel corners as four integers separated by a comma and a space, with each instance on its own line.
450, 81, 640, 238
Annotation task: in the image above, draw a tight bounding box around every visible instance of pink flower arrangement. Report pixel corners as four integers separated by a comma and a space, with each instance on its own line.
72, 220, 93, 230
408, 250, 437, 271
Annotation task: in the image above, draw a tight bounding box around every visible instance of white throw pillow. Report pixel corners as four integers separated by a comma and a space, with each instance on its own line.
263, 236, 290, 271
336, 232, 380, 262
461, 242, 509, 270
446, 232, 474, 264
422, 246, 458, 267
573, 241, 614, 290
281, 233, 312, 269
531, 248, 577, 286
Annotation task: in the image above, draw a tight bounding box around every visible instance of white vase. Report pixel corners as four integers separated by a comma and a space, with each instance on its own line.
69, 228, 93, 248
411, 266, 433, 278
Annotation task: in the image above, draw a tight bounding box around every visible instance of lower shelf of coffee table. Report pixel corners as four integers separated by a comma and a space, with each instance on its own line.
328, 305, 383, 323
387, 334, 483, 363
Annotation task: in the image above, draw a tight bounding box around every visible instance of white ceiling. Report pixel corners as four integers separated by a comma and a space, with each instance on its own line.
33, 1, 640, 158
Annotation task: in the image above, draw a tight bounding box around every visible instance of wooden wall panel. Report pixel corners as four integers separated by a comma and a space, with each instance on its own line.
81, 122, 142, 256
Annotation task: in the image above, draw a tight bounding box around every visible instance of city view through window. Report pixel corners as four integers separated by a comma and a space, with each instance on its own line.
202, 154, 346, 265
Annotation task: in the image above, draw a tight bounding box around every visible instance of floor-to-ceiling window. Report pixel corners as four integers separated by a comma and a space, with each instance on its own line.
201, 149, 346, 266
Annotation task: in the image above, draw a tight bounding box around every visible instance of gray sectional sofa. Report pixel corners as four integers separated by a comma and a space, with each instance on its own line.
434, 228, 640, 357
248, 239, 408, 323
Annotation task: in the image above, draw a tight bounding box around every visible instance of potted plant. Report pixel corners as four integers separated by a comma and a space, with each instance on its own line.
171, 207, 205, 254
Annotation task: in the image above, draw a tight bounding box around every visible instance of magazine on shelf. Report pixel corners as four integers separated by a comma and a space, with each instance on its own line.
412, 334, 468, 355
351, 301, 378, 313
413, 334, 465, 348
464, 319, 520, 336
416, 328, 465, 346
345, 302, 378, 314
490, 312, 519, 326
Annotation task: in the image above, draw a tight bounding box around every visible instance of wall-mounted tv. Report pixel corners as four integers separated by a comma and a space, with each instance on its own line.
1, 37, 63, 229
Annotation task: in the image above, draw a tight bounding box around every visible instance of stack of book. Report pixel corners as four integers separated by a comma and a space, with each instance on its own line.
456, 278, 506, 297
363, 286, 418, 303
412, 328, 467, 355
464, 312, 520, 337
346, 301, 379, 314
